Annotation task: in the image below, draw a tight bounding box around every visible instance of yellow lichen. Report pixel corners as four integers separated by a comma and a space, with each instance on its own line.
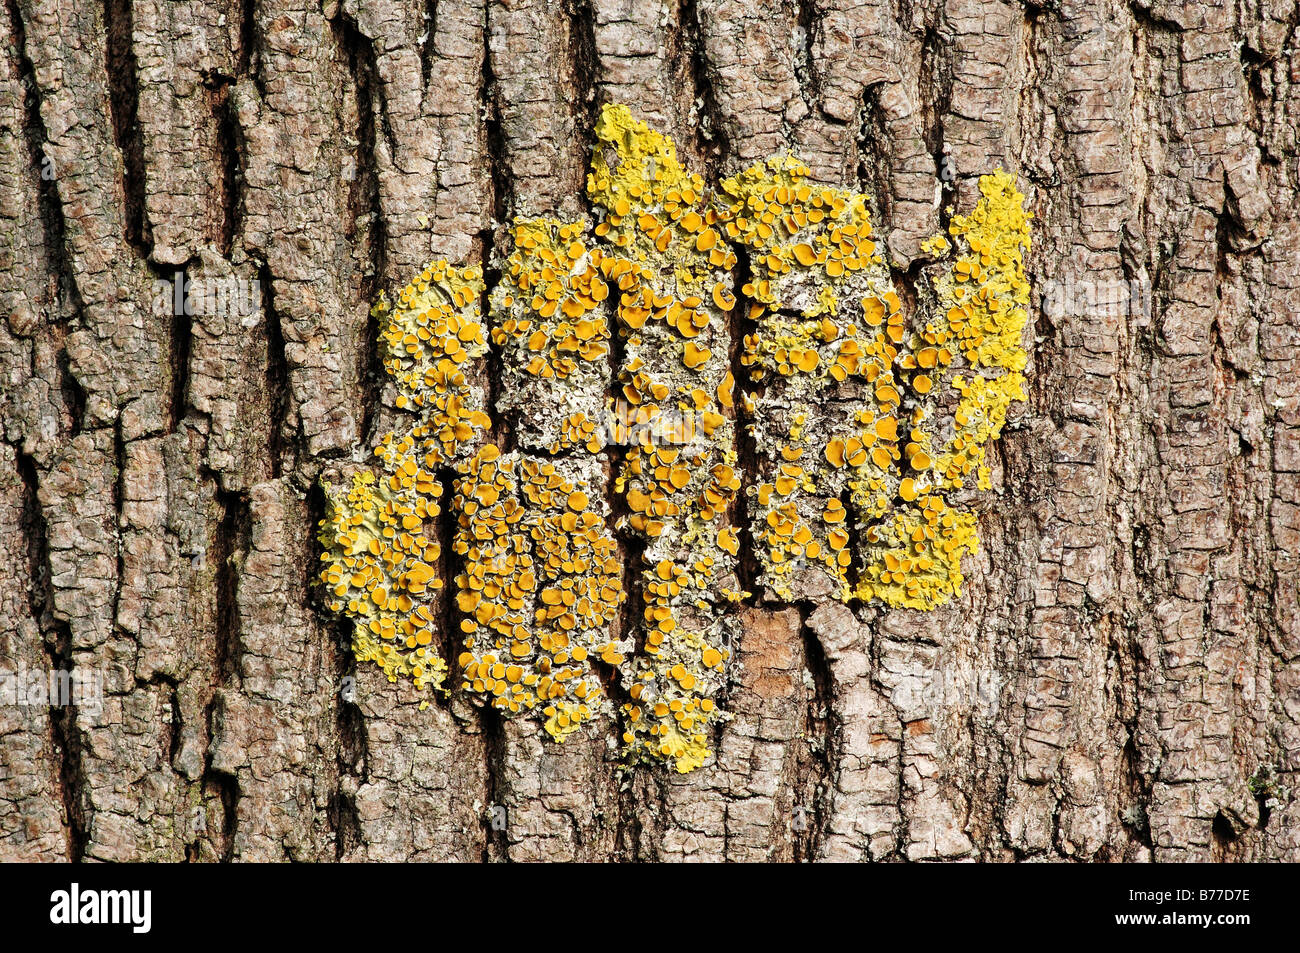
853, 169, 1031, 606
718, 157, 904, 599
318, 262, 490, 694
452, 445, 624, 740
588, 104, 739, 773
320, 106, 1032, 772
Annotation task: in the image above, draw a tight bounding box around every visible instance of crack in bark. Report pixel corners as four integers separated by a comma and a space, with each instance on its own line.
261, 265, 289, 480
306, 476, 369, 860
794, 605, 834, 860
480, 33, 511, 228
169, 268, 192, 433
727, 251, 763, 603
679, 0, 729, 172
478, 41, 512, 445
919, 22, 956, 226
420, 0, 439, 94
103, 0, 152, 255
4, 0, 85, 323
334, 10, 389, 449
198, 488, 251, 861
855, 82, 894, 218
213, 490, 249, 687
111, 420, 127, 643
329, 612, 367, 860
791, 0, 822, 118
478, 703, 509, 861
209, 78, 243, 257
16, 449, 89, 861
57, 346, 87, 437
565, 0, 600, 144
433, 471, 463, 692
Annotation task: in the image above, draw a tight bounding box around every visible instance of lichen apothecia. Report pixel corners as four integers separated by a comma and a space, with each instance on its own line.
318, 103, 1032, 772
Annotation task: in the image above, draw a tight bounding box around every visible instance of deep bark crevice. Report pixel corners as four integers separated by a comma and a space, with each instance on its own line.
419, 0, 438, 93
434, 471, 462, 688
918, 22, 955, 208
200, 747, 240, 862
334, 10, 390, 448
480, 33, 511, 229
679, 0, 729, 175
794, 606, 835, 861
4, 0, 85, 323
198, 488, 252, 861
16, 449, 89, 861
329, 617, 368, 859
103, 0, 152, 255
209, 79, 243, 257
791, 0, 822, 118
169, 271, 193, 433
856, 83, 893, 220
603, 257, 645, 656
111, 421, 127, 638
726, 251, 764, 603
213, 490, 250, 687
478, 32, 510, 445
235, 0, 256, 77
478, 703, 509, 861
57, 347, 87, 437
565, 0, 600, 169
261, 265, 289, 480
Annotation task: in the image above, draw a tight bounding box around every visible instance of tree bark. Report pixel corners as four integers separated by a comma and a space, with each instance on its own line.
1, 0, 1297, 862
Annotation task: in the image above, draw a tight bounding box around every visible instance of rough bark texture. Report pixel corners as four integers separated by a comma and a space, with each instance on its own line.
2, 0, 1298, 862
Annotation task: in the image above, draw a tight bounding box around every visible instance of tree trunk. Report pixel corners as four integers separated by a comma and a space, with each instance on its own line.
1, 0, 1297, 862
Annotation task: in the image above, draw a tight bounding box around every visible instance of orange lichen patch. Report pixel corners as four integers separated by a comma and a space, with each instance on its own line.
912, 170, 1032, 499
931, 170, 1031, 373
452, 447, 625, 740
319, 467, 449, 691
320, 261, 491, 694
614, 432, 741, 771
548, 412, 606, 455
377, 261, 492, 462
589, 104, 740, 772
725, 162, 1031, 607
491, 219, 613, 454
852, 169, 1031, 607
683, 341, 712, 369
719, 159, 904, 600
321, 104, 1032, 772
855, 494, 978, 609
499, 221, 612, 364
717, 155, 883, 317
587, 105, 737, 342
